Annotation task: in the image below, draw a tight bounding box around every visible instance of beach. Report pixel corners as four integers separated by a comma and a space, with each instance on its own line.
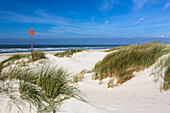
0, 48, 170, 113
1, 0, 170, 112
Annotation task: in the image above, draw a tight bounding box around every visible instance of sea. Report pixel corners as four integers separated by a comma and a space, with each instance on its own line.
0, 38, 169, 53
0, 45, 120, 53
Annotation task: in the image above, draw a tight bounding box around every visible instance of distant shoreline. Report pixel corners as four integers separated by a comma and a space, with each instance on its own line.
0, 45, 116, 54
0, 49, 108, 56
0, 49, 108, 62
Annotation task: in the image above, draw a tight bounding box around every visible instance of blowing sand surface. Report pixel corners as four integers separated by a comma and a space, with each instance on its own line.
46, 51, 170, 113
0, 50, 170, 113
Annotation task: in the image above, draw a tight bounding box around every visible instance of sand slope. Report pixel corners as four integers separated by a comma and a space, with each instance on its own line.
78, 69, 170, 113
0, 51, 170, 113
46, 51, 170, 113
46, 51, 109, 76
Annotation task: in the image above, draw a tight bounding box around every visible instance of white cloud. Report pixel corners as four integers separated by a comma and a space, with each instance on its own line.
135, 17, 145, 24
0, 10, 68, 25
105, 20, 109, 25
133, 0, 149, 10
163, 0, 170, 10
34, 10, 49, 17
48, 22, 117, 37
100, 0, 114, 11
157, 35, 166, 38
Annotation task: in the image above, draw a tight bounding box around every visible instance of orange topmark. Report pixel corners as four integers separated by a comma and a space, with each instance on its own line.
28, 28, 35, 37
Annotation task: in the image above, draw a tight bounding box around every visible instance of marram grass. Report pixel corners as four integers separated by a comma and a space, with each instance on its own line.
73, 70, 87, 83
55, 49, 86, 58
0, 66, 85, 113
32, 50, 46, 61
0, 54, 28, 73
164, 66, 170, 90
94, 42, 170, 88
151, 55, 170, 90
104, 46, 126, 52
0, 51, 46, 73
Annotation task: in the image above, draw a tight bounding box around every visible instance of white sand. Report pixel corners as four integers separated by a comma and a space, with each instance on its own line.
46, 51, 109, 76
0, 55, 11, 62
0, 51, 170, 113
46, 51, 170, 113
77, 69, 170, 113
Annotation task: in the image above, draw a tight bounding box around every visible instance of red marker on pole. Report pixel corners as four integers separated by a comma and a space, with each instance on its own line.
28, 28, 35, 55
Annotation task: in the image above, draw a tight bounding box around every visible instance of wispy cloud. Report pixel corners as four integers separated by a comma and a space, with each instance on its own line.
105, 20, 109, 25
1, 0, 170, 39
150, 23, 170, 27
100, 0, 114, 11
47, 22, 118, 38
133, 0, 149, 10
163, 0, 170, 10
157, 35, 166, 38
135, 17, 145, 24
0, 11, 41, 23
0, 10, 69, 25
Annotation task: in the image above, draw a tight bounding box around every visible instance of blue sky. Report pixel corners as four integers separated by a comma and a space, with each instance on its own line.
0, 0, 170, 39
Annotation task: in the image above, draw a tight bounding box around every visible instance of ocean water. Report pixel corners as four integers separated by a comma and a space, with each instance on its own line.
0, 45, 120, 53
0, 38, 169, 53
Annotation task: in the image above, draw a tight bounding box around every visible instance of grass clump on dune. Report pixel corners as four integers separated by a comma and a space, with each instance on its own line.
1, 54, 26, 65
0, 54, 28, 72
0, 51, 46, 73
32, 50, 46, 61
73, 70, 87, 83
152, 56, 170, 90
0, 66, 85, 112
94, 42, 170, 86
164, 65, 170, 90
55, 49, 86, 58
104, 46, 126, 52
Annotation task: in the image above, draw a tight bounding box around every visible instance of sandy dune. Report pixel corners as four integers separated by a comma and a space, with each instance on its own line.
46, 51, 170, 113
0, 51, 170, 113
46, 51, 109, 76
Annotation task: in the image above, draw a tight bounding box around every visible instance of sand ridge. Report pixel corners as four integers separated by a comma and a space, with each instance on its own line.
0, 50, 170, 113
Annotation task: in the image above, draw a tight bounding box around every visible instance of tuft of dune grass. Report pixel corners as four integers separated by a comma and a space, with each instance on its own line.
94, 41, 170, 87
55, 49, 86, 58
104, 46, 126, 52
152, 56, 170, 90
164, 66, 170, 90
0, 51, 46, 73
73, 70, 88, 83
0, 65, 85, 112
32, 50, 46, 61
0, 54, 28, 72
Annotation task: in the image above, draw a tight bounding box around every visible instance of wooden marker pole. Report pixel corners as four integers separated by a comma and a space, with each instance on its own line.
28, 28, 35, 56
31, 36, 33, 55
